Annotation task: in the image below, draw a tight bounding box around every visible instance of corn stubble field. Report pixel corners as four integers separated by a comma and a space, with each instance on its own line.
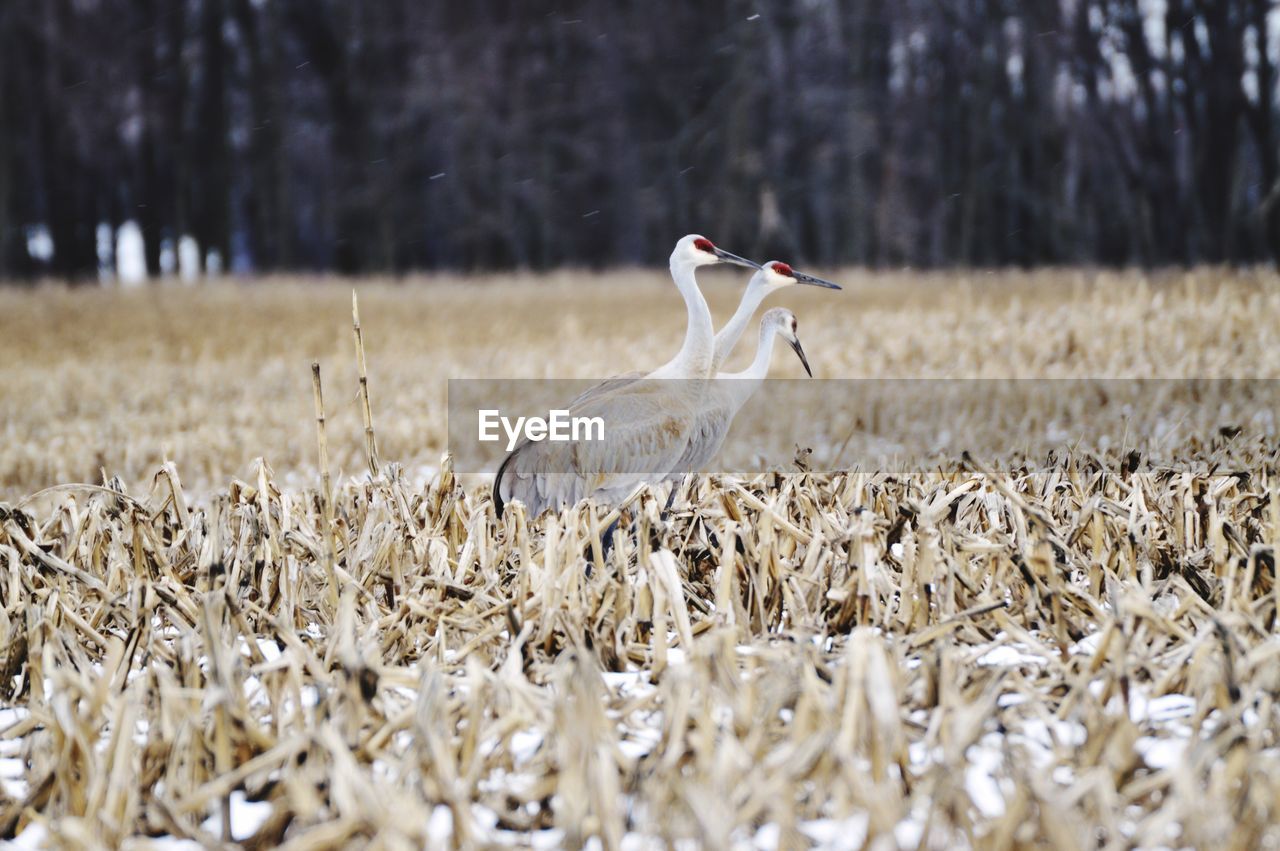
1, 269, 1279, 849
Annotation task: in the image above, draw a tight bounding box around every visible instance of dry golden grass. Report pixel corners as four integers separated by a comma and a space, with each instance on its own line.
2, 268, 1276, 499
1, 269, 1279, 848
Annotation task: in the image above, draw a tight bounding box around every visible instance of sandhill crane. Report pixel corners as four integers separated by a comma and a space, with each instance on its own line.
673, 307, 811, 476
494, 235, 760, 519
570, 260, 840, 406
709, 261, 838, 372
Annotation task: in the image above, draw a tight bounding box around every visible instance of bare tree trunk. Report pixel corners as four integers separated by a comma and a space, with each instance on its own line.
134, 0, 162, 277
193, 0, 230, 272
165, 0, 190, 259
0, 4, 33, 279
40, 0, 98, 281
1247, 0, 1278, 262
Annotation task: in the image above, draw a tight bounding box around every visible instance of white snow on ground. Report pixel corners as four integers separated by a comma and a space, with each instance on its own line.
975, 643, 1049, 667
964, 740, 1008, 818
892, 812, 927, 849
1070, 630, 1104, 655
797, 815, 870, 849
0, 736, 27, 783
509, 729, 543, 763
917, 629, 1203, 825
8, 821, 48, 849
1135, 735, 1186, 771
1126, 692, 1196, 724
458, 814, 877, 850
0, 708, 28, 735
3, 629, 1216, 849
256, 636, 284, 663
0, 707, 31, 799
199, 791, 275, 841
0, 755, 25, 799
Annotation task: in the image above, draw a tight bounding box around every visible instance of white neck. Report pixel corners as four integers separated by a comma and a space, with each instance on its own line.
711, 281, 769, 373
650, 259, 714, 379
720, 321, 778, 411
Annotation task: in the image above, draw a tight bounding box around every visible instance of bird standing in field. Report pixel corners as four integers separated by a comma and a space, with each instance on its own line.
569, 259, 840, 406
494, 235, 759, 519
673, 307, 811, 476
666, 259, 839, 482
707, 261, 839, 372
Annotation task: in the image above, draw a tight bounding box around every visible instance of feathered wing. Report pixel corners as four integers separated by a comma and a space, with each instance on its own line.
494, 379, 699, 518
668, 381, 737, 476
565, 371, 645, 408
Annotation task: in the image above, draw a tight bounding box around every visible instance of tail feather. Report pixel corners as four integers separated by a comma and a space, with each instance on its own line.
493, 449, 516, 519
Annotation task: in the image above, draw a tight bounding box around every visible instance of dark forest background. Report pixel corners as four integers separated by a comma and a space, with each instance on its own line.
0, 0, 1277, 281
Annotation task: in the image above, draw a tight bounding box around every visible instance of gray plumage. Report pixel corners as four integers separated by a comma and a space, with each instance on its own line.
672, 307, 810, 476
494, 234, 760, 519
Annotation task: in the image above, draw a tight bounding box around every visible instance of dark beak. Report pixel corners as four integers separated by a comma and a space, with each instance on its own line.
793, 270, 842, 290
788, 337, 812, 377
712, 247, 762, 270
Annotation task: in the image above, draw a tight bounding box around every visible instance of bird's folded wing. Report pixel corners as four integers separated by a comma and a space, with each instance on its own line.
670, 394, 735, 475
566, 371, 645, 409
498, 384, 697, 515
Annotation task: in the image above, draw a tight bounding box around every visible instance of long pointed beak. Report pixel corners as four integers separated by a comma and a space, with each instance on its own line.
793, 270, 842, 290
712, 247, 762, 270
787, 337, 812, 377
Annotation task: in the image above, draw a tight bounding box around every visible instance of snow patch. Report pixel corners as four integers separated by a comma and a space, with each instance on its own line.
200, 791, 274, 840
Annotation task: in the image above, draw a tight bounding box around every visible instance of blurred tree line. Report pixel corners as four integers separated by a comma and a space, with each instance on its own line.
0, 0, 1277, 280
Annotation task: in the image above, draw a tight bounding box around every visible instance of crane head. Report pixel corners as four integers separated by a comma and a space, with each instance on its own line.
673, 234, 761, 270
763, 307, 812, 377
756, 260, 843, 291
